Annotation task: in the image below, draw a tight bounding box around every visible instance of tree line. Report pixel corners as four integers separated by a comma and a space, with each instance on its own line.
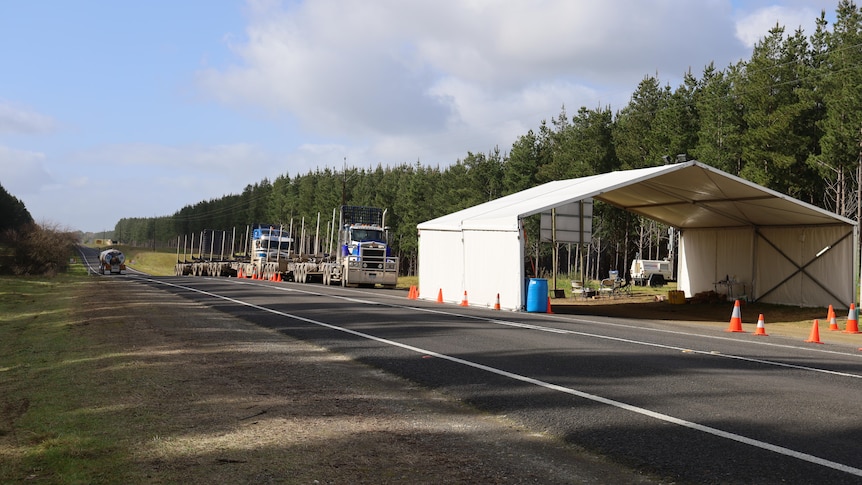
114, 0, 862, 280
0, 182, 79, 276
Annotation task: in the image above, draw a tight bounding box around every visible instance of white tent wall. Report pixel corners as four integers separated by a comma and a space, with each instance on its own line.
418, 227, 524, 310
678, 228, 754, 299
753, 226, 853, 308
417, 229, 464, 304
679, 226, 854, 308
462, 229, 524, 310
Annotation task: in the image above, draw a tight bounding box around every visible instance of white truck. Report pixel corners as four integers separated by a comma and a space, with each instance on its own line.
99, 248, 126, 275
322, 205, 398, 288
175, 206, 398, 288
630, 258, 673, 286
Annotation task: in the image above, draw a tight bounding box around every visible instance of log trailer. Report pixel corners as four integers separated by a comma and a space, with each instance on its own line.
174, 205, 398, 289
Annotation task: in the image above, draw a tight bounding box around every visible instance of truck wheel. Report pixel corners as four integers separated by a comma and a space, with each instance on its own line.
648, 274, 665, 287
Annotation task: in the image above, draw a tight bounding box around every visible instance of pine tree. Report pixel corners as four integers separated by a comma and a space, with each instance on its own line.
816, 0, 862, 220
0, 183, 33, 233
694, 62, 745, 174
613, 76, 667, 169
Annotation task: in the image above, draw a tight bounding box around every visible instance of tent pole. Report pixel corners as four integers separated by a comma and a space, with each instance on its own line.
852, 222, 862, 302
552, 208, 557, 291
579, 200, 585, 284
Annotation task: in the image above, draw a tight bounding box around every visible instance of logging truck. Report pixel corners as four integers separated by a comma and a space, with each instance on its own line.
174, 205, 398, 288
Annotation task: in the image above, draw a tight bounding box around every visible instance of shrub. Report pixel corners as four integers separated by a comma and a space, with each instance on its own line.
1, 222, 79, 276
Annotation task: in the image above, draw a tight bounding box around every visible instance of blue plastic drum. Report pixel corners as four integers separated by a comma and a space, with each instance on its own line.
526, 278, 548, 312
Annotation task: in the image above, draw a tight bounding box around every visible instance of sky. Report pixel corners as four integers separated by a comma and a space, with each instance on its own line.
0, 0, 838, 233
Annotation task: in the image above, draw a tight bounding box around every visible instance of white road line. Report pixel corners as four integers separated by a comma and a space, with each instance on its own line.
224, 278, 862, 379
137, 276, 862, 477
241, 277, 862, 359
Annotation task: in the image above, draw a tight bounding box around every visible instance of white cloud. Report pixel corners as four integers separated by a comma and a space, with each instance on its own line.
0, 101, 55, 134
735, 5, 821, 48
0, 145, 53, 194
198, 0, 748, 166
79, 142, 276, 179
3, 141, 293, 232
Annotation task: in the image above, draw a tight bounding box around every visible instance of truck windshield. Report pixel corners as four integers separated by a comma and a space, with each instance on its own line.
350, 228, 385, 242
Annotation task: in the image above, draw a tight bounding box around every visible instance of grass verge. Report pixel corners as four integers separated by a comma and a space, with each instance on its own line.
113, 245, 178, 277
0, 265, 148, 483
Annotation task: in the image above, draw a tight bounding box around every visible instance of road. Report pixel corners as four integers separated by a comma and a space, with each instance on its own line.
76, 248, 862, 483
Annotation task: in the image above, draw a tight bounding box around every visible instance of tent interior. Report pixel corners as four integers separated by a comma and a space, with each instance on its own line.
417, 161, 857, 311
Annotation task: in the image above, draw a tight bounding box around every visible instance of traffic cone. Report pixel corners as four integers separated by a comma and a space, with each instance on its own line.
238, 268, 244, 278
460, 291, 469, 307
828, 305, 839, 331
493, 293, 501, 310
754, 314, 768, 336
805, 319, 823, 343
725, 300, 745, 333
547, 296, 553, 314
844, 303, 860, 334
436, 289, 443, 303
276, 273, 282, 282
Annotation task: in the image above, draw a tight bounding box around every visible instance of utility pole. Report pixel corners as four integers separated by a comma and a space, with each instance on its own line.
342, 157, 347, 206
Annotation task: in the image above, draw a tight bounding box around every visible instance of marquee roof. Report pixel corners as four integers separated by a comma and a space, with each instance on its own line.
417, 161, 855, 232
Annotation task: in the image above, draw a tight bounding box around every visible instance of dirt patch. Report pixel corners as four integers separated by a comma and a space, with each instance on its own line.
72, 278, 660, 484
551, 292, 826, 323
551, 291, 862, 346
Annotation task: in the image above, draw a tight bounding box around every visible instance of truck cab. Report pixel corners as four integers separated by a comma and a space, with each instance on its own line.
337, 206, 398, 288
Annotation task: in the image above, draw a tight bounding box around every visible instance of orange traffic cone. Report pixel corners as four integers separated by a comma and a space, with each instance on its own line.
276, 273, 282, 282
754, 314, 768, 336
725, 300, 745, 333
828, 305, 839, 331
238, 268, 244, 278
409, 285, 419, 299
460, 291, 469, 307
844, 303, 860, 334
547, 296, 554, 314
437, 289, 444, 303
493, 293, 501, 310
805, 319, 823, 344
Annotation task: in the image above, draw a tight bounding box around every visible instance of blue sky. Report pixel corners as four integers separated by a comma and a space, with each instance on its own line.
0, 0, 835, 232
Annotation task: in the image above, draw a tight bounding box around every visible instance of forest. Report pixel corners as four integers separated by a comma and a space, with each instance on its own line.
114, 1, 862, 280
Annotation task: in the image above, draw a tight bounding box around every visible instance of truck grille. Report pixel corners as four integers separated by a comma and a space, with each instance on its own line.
361, 248, 385, 262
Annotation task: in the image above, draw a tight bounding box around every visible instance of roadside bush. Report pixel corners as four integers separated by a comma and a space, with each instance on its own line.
1, 222, 79, 276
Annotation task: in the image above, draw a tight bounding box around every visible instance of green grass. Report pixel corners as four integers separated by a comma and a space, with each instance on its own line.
0, 266, 146, 483
114, 245, 178, 276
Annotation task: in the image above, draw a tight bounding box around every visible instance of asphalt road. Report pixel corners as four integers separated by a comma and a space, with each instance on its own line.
77, 249, 862, 483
